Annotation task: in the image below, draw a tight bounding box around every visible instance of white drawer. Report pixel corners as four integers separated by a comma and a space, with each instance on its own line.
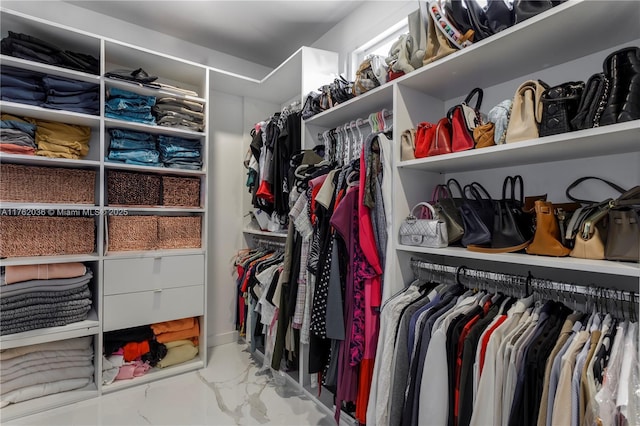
104, 255, 204, 295
103, 285, 203, 331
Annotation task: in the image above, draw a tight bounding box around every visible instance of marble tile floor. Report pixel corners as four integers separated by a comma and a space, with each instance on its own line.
7, 342, 336, 426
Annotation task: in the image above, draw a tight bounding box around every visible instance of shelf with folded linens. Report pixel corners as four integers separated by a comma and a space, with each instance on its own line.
101, 358, 204, 394
104, 78, 206, 104
0, 100, 100, 127
0, 55, 100, 84
0, 254, 100, 267
103, 118, 205, 138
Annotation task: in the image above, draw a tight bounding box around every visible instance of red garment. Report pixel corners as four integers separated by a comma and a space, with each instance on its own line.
256, 180, 274, 203
453, 314, 482, 426
356, 358, 375, 423
123, 341, 150, 362
479, 314, 507, 375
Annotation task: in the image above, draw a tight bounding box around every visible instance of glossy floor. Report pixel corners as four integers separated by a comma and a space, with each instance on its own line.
8, 342, 335, 425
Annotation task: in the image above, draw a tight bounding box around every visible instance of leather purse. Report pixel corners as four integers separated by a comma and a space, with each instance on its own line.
401, 128, 417, 161
605, 186, 640, 262
513, 0, 565, 24
505, 79, 550, 143
415, 122, 436, 158
526, 200, 572, 257
421, 0, 473, 65
539, 81, 585, 137
449, 87, 484, 152
570, 73, 607, 130
431, 180, 465, 243
399, 202, 448, 248
427, 117, 453, 156
473, 122, 495, 148
460, 182, 494, 247
598, 46, 640, 126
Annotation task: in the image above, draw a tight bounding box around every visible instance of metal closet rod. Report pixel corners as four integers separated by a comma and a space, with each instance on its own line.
252, 236, 286, 249
316, 110, 393, 139
410, 258, 639, 303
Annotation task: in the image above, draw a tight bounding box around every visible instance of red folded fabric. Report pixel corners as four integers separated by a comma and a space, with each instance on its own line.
123, 341, 150, 362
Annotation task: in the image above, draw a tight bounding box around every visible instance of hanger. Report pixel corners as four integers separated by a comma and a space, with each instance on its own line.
381, 108, 392, 131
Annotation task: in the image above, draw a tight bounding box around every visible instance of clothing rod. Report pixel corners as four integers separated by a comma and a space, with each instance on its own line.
410, 258, 639, 303
252, 235, 286, 248
317, 110, 393, 139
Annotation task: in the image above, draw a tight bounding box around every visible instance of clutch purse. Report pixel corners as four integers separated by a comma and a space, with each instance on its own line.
399, 202, 448, 248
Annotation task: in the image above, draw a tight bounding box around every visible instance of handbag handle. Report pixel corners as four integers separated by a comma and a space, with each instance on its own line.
447, 178, 464, 198
463, 87, 484, 110
468, 181, 493, 201
611, 185, 640, 208
502, 175, 524, 204
410, 202, 438, 220
566, 177, 627, 204
431, 184, 453, 203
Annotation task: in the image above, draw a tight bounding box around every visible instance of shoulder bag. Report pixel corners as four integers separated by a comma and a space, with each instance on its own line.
539, 81, 585, 137
527, 200, 574, 257
505, 79, 549, 143
427, 117, 453, 156
431, 180, 465, 243
399, 202, 448, 248
569, 73, 607, 130
414, 121, 437, 158
401, 128, 417, 161
449, 87, 484, 152
605, 186, 640, 262
459, 182, 494, 247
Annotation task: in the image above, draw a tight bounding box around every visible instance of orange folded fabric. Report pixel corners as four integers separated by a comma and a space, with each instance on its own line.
151, 317, 196, 335
123, 340, 150, 362
155, 320, 200, 344
0, 144, 35, 155
4, 263, 87, 284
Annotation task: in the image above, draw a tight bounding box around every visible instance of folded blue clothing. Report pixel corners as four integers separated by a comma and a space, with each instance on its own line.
125, 159, 163, 167
1, 96, 43, 106
105, 97, 154, 112
110, 137, 156, 150
46, 91, 99, 104
0, 74, 43, 90
107, 87, 156, 105
160, 149, 201, 159
109, 128, 154, 141
42, 75, 99, 92
0, 86, 46, 101
42, 103, 99, 115
157, 134, 201, 146
0, 119, 37, 137
0, 65, 44, 80
108, 148, 159, 163
105, 112, 155, 125
165, 162, 202, 171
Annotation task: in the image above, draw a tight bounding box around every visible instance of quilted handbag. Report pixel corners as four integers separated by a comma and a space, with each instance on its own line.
570, 73, 607, 130
399, 202, 448, 248
539, 81, 585, 137
449, 87, 484, 152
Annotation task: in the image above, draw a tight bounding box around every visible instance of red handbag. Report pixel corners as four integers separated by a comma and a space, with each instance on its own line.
427, 118, 453, 156
449, 87, 484, 152
414, 121, 436, 158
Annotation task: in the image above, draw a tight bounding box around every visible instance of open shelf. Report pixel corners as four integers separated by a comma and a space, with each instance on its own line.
103, 161, 205, 176
101, 358, 204, 394
0, 101, 100, 126
103, 118, 205, 138
0, 54, 100, 82
243, 227, 288, 239
0, 153, 100, 168
104, 78, 206, 103
103, 248, 205, 259
0, 253, 100, 267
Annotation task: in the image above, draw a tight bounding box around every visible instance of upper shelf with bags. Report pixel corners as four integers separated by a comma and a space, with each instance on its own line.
395, 1, 640, 101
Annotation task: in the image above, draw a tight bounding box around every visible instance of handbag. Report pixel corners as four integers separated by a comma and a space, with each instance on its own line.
465, 0, 514, 40
598, 46, 640, 126
473, 122, 495, 148
427, 117, 453, 156
354, 55, 387, 96
513, 0, 565, 24
386, 33, 415, 75
408, 8, 427, 70
399, 202, 448, 248
414, 122, 437, 158
421, 0, 472, 66
460, 182, 494, 247
431, 181, 465, 243
449, 87, 484, 152
605, 186, 640, 262
468, 175, 534, 253
505, 79, 550, 143
539, 81, 585, 137
401, 128, 417, 161
301, 91, 323, 120
570, 73, 607, 130
527, 200, 572, 257
487, 99, 512, 144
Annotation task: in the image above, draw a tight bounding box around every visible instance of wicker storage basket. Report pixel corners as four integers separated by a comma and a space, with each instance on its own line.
162, 176, 201, 207
157, 216, 202, 249
0, 164, 95, 204
107, 170, 161, 206
0, 216, 95, 257
108, 215, 158, 252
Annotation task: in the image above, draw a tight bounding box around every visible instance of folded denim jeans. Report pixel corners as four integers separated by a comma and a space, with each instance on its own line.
1, 66, 45, 80
125, 159, 163, 167
42, 75, 99, 92
105, 112, 155, 125
42, 103, 99, 115
0, 74, 43, 90
108, 149, 160, 163
47, 91, 99, 104
110, 138, 156, 150
0, 96, 42, 106
165, 162, 202, 170
0, 86, 46, 101
105, 98, 154, 112
107, 87, 156, 105
157, 135, 201, 147
109, 128, 154, 141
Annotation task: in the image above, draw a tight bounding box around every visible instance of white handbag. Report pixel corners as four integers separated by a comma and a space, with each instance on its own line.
399, 202, 448, 248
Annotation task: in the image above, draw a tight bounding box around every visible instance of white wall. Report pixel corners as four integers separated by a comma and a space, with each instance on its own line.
1, 1, 272, 79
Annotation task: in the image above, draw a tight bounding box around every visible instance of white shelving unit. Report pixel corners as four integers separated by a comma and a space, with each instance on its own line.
0, 8, 209, 420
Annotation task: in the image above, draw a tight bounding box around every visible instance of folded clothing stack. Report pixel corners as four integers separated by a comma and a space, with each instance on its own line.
104, 68, 199, 97
0, 264, 93, 336
35, 119, 91, 159
158, 134, 202, 170
107, 128, 160, 167
0, 113, 37, 155
41, 75, 100, 115
105, 87, 156, 125
0, 336, 94, 407
153, 97, 205, 132
1, 31, 99, 74
1, 66, 100, 115
150, 317, 200, 368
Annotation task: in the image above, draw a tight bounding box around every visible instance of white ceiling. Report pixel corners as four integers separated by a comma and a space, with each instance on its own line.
68, 1, 365, 68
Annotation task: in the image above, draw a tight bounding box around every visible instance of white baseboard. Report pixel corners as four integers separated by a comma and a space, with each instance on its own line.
207, 331, 239, 347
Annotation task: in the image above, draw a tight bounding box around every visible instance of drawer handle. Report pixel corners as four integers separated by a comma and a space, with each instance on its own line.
154, 288, 163, 293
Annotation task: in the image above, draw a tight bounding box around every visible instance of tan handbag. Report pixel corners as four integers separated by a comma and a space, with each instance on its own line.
505, 79, 549, 143
473, 123, 495, 148
526, 200, 571, 257
421, 1, 458, 65
401, 128, 417, 161
570, 206, 610, 260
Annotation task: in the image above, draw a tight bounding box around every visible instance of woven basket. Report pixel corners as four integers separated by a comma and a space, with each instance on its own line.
162, 176, 201, 207
157, 216, 202, 249
107, 170, 161, 206
108, 215, 158, 252
0, 216, 95, 257
0, 164, 95, 204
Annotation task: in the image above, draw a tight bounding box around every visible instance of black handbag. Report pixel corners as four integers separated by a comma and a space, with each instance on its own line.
460, 182, 494, 247
486, 175, 535, 252
539, 81, 585, 137
514, 0, 566, 24
598, 46, 640, 126
569, 73, 607, 131
432, 179, 465, 244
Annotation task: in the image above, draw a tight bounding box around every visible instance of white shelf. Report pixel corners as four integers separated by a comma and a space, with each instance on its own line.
397, 245, 640, 278
0, 253, 100, 267
0, 383, 98, 422
105, 206, 204, 213
243, 227, 288, 238
103, 118, 205, 138
397, 121, 640, 173
101, 358, 204, 394
0, 313, 100, 350
0, 54, 100, 82
104, 248, 205, 259
395, 0, 640, 100
304, 83, 393, 128
103, 161, 205, 176
0, 202, 96, 210
0, 153, 100, 168
0, 101, 100, 126
104, 78, 206, 103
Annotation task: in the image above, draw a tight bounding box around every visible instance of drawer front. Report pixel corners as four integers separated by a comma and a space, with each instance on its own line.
104, 255, 204, 295
103, 285, 204, 331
